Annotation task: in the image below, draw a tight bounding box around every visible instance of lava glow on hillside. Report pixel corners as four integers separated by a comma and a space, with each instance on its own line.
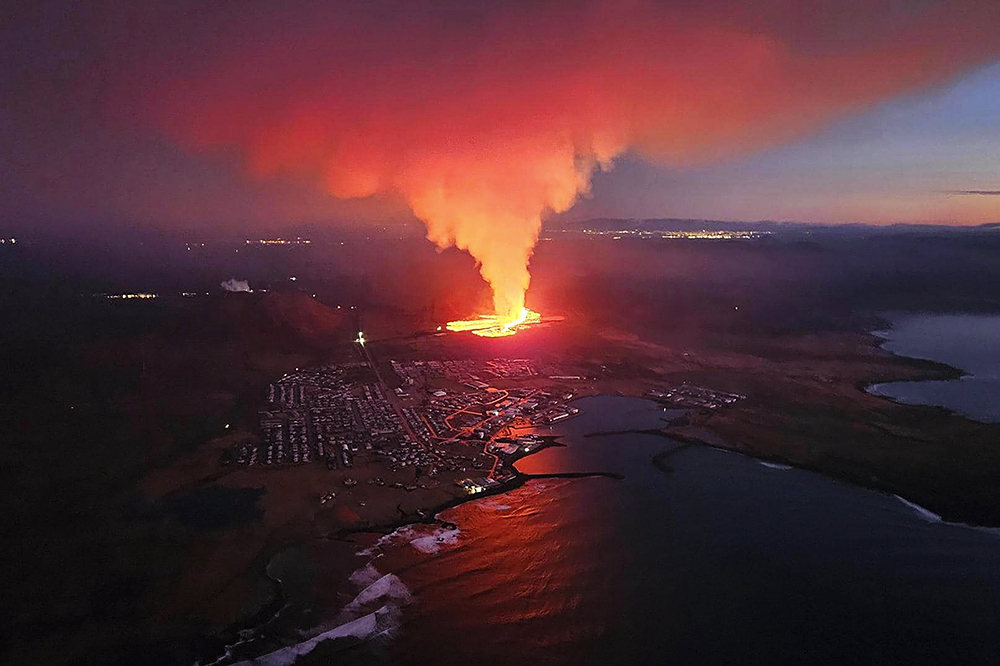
447, 308, 543, 337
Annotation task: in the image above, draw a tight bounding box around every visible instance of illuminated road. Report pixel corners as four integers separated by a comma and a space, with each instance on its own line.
437, 389, 540, 478
355, 339, 434, 456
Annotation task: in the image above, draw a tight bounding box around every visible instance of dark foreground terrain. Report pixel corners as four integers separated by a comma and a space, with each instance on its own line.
1, 222, 999, 664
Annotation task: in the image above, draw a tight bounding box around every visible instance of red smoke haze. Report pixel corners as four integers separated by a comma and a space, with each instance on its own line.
136, 0, 1000, 318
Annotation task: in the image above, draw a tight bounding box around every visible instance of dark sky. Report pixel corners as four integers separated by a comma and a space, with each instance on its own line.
3, 0, 999, 236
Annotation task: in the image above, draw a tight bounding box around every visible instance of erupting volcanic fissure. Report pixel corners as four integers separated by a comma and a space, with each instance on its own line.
446, 307, 543, 338
409, 144, 609, 336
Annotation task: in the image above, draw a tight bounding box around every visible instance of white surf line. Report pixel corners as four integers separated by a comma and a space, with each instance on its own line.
894, 495, 1000, 536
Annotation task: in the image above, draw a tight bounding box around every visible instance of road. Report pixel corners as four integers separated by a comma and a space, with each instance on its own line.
354, 340, 434, 457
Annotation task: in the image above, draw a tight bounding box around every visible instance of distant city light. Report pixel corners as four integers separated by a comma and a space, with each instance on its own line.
244, 237, 312, 245
99, 292, 159, 300
566, 228, 770, 240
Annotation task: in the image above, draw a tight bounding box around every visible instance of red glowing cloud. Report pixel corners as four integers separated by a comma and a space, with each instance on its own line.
133, 0, 1000, 317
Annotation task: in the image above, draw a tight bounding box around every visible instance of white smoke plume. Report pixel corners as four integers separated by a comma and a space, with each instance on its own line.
220, 278, 252, 293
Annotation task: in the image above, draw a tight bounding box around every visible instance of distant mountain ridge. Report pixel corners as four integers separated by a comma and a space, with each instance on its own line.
548, 218, 1000, 235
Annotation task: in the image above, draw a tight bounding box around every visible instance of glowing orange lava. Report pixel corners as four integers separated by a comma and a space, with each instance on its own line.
446, 308, 542, 337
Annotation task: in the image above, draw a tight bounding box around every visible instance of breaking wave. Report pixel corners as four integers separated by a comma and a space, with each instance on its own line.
228, 606, 396, 666
349, 563, 382, 587
894, 495, 943, 523
228, 573, 412, 666
894, 495, 1000, 536
344, 573, 413, 611
358, 524, 461, 557
476, 498, 512, 512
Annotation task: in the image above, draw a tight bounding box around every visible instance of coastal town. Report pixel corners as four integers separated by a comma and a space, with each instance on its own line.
227, 357, 582, 499
646, 384, 745, 410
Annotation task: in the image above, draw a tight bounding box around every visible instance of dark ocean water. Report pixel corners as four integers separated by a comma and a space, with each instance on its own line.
357, 396, 1000, 666
869, 313, 1000, 423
